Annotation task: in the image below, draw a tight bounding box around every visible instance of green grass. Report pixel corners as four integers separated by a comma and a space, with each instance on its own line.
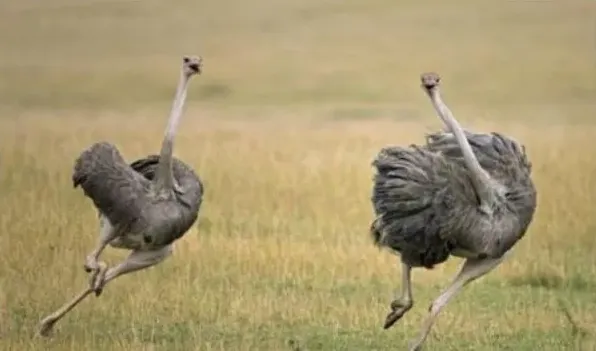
0, 0, 595, 350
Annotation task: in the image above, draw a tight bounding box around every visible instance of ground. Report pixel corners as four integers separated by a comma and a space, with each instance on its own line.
0, 0, 595, 350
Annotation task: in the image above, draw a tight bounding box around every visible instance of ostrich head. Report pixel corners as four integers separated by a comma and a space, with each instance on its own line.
182, 56, 202, 77
420, 72, 441, 93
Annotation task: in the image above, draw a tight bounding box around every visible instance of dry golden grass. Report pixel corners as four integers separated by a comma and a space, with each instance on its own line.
0, 0, 595, 350
2, 112, 596, 350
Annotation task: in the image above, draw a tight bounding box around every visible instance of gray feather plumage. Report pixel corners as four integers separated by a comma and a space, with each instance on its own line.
371, 130, 537, 268
35, 57, 205, 339
73, 141, 203, 249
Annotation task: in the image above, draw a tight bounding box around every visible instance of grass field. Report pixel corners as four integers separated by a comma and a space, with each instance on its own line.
1, 0, 595, 350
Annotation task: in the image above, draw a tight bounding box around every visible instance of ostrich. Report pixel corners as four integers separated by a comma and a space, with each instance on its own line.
370, 72, 537, 350
38, 56, 204, 337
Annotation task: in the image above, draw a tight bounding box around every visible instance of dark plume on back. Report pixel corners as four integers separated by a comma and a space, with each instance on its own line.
72, 142, 204, 246
371, 131, 537, 268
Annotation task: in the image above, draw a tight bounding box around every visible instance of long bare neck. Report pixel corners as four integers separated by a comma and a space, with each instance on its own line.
427, 88, 495, 208
155, 71, 190, 192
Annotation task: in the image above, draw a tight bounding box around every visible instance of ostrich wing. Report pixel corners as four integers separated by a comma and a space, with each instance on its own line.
426, 130, 537, 243
129, 154, 203, 208
129, 154, 204, 246
371, 145, 468, 268
129, 155, 162, 181
73, 142, 151, 231
426, 130, 533, 183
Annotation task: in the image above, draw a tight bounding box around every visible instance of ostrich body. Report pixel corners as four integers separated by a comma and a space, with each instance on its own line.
38, 56, 204, 336
370, 73, 537, 350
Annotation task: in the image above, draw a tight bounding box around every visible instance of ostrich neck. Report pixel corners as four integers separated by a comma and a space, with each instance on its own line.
428, 88, 495, 208
155, 71, 190, 193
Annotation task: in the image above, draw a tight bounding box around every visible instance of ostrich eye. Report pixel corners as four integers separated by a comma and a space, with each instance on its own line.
183, 57, 190, 63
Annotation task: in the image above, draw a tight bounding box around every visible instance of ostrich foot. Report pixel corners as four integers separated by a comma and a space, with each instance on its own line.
37, 316, 57, 337
88, 261, 108, 296
384, 298, 413, 329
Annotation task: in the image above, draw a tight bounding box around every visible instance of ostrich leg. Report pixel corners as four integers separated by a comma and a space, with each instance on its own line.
407, 257, 504, 351
38, 245, 172, 337
84, 216, 117, 294
384, 262, 414, 329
